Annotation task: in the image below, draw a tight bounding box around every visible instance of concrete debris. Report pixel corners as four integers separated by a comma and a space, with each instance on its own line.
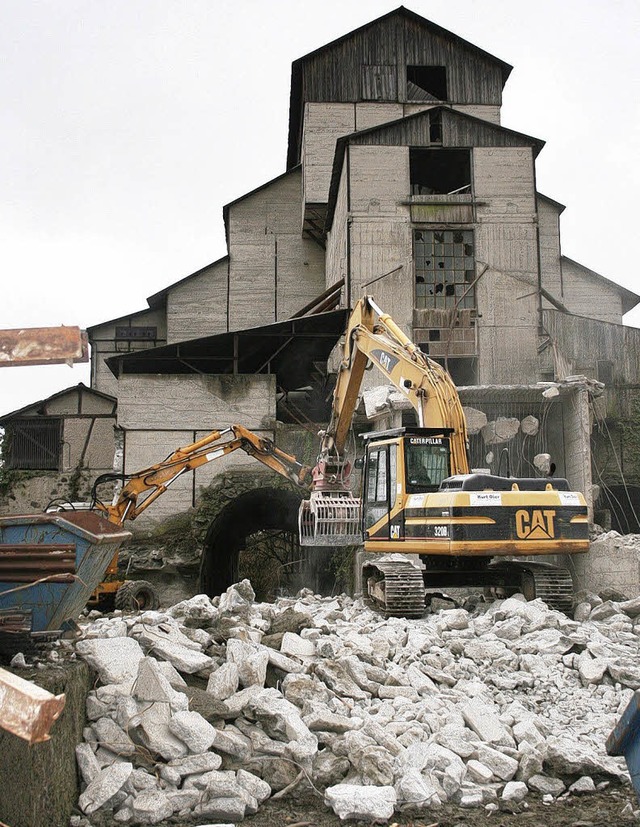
68, 580, 639, 824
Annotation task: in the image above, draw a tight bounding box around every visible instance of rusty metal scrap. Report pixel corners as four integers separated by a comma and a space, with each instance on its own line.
0, 666, 65, 743
0, 326, 88, 367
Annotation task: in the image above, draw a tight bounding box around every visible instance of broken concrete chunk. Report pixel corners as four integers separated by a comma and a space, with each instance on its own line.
463, 406, 488, 436
460, 697, 515, 748
502, 780, 528, 802
76, 638, 144, 685
168, 709, 218, 753
236, 768, 271, 804
136, 702, 189, 761
76, 742, 102, 785
78, 762, 133, 815
130, 789, 174, 824
280, 631, 316, 658
482, 417, 520, 445
93, 716, 137, 757
206, 661, 240, 700
528, 774, 566, 796
325, 784, 396, 822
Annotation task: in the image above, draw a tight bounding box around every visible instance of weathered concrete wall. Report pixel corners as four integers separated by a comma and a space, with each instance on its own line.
473, 147, 540, 384
302, 102, 501, 206
116, 374, 277, 532
0, 661, 90, 827
166, 258, 229, 342
572, 532, 640, 598
543, 310, 640, 389
89, 307, 167, 399
227, 168, 325, 329
560, 258, 624, 324
538, 196, 563, 308
325, 161, 349, 291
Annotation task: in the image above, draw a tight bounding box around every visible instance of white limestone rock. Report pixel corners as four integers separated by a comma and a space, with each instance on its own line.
78, 762, 133, 815
76, 742, 102, 785
168, 710, 218, 753
280, 631, 316, 658
501, 780, 528, 802
569, 776, 597, 794
325, 784, 397, 822
136, 702, 189, 761
92, 716, 137, 756
206, 662, 240, 700
460, 697, 515, 748
528, 774, 566, 796
76, 638, 144, 685
130, 789, 174, 824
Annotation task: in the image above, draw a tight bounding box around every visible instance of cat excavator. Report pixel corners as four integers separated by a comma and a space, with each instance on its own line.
296, 296, 590, 616
88, 295, 589, 616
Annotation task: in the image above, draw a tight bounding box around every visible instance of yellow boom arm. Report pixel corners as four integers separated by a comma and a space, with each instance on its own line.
94, 425, 312, 525
323, 296, 470, 476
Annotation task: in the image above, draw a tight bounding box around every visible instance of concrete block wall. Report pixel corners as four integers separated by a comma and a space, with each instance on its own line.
90, 307, 167, 399
115, 374, 277, 532
166, 259, 229, 343
226, 168, 325, 329
571, 532, 640, 598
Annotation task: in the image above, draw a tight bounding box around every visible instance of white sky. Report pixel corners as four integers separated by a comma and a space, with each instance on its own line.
1, 0, 639, 416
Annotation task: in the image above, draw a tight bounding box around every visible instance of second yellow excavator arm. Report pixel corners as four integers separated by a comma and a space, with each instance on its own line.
93, 425, 312, 526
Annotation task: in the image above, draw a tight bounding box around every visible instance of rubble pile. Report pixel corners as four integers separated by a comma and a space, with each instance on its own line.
66, 580, 640, 824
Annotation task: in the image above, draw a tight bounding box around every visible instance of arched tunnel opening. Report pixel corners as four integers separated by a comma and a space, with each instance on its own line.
199, 487, 336, 600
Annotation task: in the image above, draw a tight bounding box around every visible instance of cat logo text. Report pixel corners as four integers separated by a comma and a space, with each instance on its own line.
515, 509, 556, 540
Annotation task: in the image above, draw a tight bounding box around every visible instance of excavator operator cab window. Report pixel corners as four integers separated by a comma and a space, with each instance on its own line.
404, 436, 450, 493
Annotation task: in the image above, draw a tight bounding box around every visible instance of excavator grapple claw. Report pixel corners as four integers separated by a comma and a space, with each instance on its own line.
298, 491, 362, 546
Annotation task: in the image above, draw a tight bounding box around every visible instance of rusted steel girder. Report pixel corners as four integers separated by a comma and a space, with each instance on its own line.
0, 326, 88, 367
0, 666, 65, 743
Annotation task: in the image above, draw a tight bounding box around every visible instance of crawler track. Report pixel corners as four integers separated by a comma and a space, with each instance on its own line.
363, 559, 426, 618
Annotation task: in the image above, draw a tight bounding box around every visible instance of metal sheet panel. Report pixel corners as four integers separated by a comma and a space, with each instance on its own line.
0, 327, 88, 367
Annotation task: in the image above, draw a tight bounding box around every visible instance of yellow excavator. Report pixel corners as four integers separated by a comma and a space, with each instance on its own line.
88, 296, 589, 615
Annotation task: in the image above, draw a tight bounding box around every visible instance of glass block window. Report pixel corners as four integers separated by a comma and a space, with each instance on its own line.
414, 229, 476, 309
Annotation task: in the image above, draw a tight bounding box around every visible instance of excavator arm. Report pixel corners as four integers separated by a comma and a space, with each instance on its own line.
93, 425, 312, 526
320, 296, 469, 478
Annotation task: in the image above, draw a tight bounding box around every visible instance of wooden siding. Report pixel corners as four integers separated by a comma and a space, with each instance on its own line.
300, 16, 505, 105
227, 168, 325, 329
166, 259, 228, 343
559, 259, 623, 324
537, 197, 563, 306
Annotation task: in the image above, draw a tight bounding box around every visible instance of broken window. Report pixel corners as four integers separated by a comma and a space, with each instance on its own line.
414, 229, 476, 310
407, 66, 447, 101
410, 148, 471, 196
3, 418, 62, 470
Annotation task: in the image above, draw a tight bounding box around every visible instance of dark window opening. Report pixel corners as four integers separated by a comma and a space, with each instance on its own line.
429, 110, 443, 144
597, 360, 613, 386
410, 148, 471, 196
430, 356, 477, 386
429, 329, 441, 341
3, 418, 62, 470
414, 229, 476, 310
404, 437, 450, 492
407, 66, 447, 101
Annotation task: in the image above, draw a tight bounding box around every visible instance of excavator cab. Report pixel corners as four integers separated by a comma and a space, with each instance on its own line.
362, 427, 453, 542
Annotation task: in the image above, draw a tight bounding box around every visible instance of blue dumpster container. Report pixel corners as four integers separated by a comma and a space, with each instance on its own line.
606, 689, 640, 800
0, 511, 131, 639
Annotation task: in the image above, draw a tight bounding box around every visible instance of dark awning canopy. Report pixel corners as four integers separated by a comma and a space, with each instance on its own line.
106, 310, 348, 392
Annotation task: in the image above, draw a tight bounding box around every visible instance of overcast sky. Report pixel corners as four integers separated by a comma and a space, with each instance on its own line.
2, 0, 639, 416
